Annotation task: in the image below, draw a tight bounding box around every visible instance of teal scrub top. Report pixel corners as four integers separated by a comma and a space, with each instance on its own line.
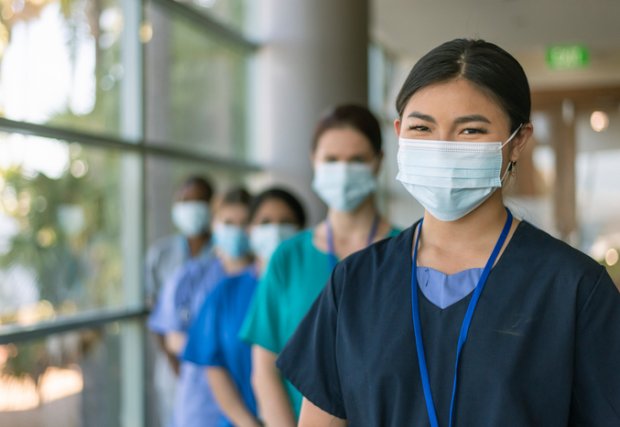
239, 227, 400, 416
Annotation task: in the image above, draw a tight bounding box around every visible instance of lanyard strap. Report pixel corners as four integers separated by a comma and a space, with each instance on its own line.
326, 214, 380, 270
410, 208, 513, 427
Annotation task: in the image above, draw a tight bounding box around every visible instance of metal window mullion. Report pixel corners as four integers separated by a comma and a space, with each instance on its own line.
0, 118, 262, 172
150, 0, 258, 52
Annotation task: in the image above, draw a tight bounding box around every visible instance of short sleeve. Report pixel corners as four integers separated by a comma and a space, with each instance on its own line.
571, 267, 620, 425
239, 247, 287, 353
147, 265, 186, 334
276, 265, 346, 419
183, 284, 224, 367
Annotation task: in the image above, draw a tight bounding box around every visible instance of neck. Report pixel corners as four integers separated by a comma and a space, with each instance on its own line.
327, 196, 377, 235
221, 254, 251, 274
421, 192, 508, 250
187, 233, 209, 257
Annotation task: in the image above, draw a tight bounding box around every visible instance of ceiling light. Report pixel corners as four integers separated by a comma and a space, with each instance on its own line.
590, 111, 609, 132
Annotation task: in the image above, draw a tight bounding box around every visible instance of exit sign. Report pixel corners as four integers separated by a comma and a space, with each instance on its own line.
546, 45, 590, 70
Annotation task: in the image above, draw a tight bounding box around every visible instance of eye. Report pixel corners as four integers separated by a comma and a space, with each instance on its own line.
461, 127, 488, 135
348, 155, 367, 163
407, 124, 431, 132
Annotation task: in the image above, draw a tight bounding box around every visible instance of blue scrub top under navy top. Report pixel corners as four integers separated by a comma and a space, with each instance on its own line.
276, 220, 620, 426
183, 267, 259, 427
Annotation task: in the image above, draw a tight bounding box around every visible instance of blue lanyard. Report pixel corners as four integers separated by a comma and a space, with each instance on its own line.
326, 214, 380, 270
410, 208, 513, 427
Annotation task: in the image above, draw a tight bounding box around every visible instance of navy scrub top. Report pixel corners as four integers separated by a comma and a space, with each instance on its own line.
276, 221, 620, 426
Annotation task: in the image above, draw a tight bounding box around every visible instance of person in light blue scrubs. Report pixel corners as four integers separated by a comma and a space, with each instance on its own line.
145, 175, 214, 427
183, 187, 306, 427
148, 187, 253, 427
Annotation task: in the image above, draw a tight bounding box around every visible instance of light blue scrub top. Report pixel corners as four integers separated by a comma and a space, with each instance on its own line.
145, 234, 206, 304
148, 252, 227, 427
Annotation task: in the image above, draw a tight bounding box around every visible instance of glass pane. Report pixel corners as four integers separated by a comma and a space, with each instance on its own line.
0, 321, 141, 427
175, 0, 247, 32
0, 0, 126, 137
575, 110, 620, 286
145, 3, 249, 159
0, 132, 139, 329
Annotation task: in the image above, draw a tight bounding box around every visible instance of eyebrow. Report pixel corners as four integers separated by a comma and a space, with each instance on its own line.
454, 114, 491, 124
406, 112, 436, 123
406, 112, 492, 125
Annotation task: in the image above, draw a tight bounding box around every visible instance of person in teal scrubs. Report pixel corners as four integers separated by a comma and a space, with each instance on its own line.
240, 104, 400, 425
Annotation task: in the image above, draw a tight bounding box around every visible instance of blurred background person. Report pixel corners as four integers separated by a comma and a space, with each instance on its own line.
148, 187, 252, 427
145, 175, 214, 427
183, 187, 306, 426
240, 104, 401, 425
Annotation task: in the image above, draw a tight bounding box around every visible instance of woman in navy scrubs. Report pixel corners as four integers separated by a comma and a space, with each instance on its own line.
276, 38, 620, 426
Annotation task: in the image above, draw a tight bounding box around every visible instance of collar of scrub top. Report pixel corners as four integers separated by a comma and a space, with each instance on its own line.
410, 208, 513, 427
326, 214, 380, 270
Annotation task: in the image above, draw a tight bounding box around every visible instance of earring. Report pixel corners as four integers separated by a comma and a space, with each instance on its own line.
508, 161, 517, 172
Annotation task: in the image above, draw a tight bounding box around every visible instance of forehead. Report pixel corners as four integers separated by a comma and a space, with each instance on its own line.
315, 127, 375, 156
403, 79, 508, 124
253, 198, 296, 220
177, 183, 209, 201
215, 202, 248, 218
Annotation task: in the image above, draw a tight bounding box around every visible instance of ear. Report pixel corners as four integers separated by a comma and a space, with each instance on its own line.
509, 122, 533, 162
394, 118, 402, 136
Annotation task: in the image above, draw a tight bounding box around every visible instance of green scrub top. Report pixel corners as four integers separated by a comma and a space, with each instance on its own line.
239, 226, 400, 416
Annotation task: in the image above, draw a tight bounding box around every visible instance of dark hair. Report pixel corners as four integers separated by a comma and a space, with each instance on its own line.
221, 186, 252, 207
312, 104, 383, 154
249, 187, 306, 228
180, 175, 214, 202
395, 39, 531, 132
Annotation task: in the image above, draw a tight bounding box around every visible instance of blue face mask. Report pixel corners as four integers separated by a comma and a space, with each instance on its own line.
213, 223, 250, 259
396, 126, 521, 221
312, 162, 377, 212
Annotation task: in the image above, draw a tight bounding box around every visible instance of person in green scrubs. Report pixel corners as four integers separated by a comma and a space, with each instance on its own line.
240, 104, 400, 426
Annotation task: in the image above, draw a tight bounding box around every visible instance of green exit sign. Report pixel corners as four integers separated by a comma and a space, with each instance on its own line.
546, 45, 590, 70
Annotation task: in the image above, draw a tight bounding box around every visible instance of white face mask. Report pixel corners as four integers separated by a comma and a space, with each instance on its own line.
250, 223, 298, 261
396, 126, 521, 221
172, 201, 211, 237
312, 162, 377, 212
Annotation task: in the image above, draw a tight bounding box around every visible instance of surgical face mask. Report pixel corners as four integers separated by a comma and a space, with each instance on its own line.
250, 223, 298, 261
312, 162, 377, 212
396, 126, 521, 221
213, 223, 250, 259
172, 201, 211, 237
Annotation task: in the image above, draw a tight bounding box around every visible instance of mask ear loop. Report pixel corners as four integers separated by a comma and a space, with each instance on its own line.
500, 123, 524, 149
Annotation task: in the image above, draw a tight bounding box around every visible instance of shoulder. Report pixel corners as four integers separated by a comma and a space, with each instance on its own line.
265, 229, 314, 274
341, 225, 413, 271
504, 221, 609, 310
513, 221, 601, 272
147, 234, 181, 258
330, 225, 415, 300
274, 229, 313, 256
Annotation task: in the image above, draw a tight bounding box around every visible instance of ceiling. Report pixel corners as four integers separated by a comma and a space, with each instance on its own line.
371, 0, 620, 89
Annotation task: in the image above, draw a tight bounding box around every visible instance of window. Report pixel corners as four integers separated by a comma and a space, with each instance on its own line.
0, 0, 256, 426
